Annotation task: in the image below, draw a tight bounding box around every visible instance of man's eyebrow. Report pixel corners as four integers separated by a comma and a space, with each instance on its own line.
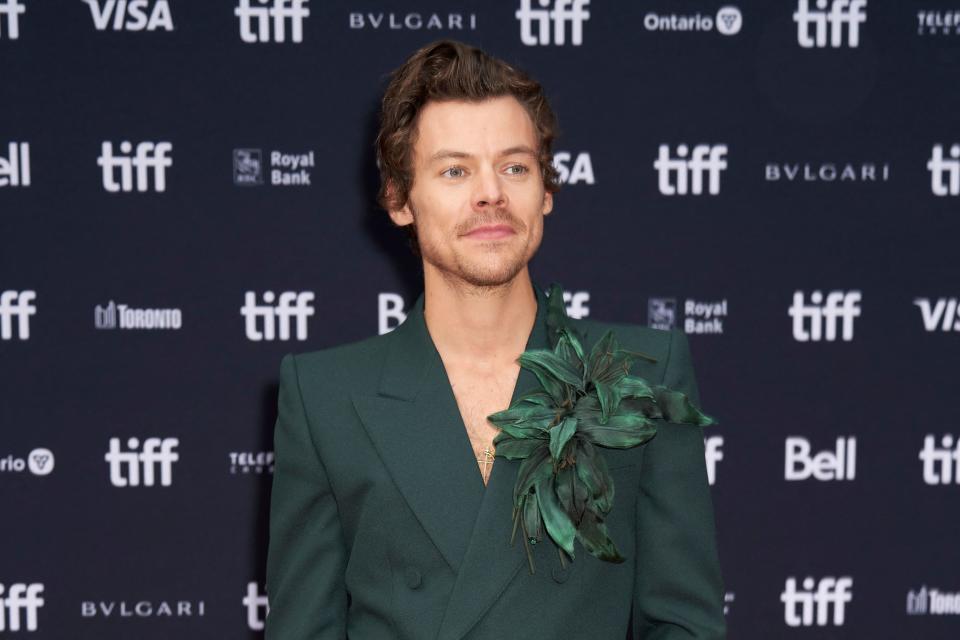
428, 145, 538, 162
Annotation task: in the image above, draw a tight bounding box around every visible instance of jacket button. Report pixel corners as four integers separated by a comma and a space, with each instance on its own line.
551, 565, 570, 584
404, 567, 423, 590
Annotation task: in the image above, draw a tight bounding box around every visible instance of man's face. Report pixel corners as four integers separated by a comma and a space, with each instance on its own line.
389, 95, 553, 288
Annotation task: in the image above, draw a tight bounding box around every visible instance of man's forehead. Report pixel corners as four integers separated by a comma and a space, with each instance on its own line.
413, 96, 538, 158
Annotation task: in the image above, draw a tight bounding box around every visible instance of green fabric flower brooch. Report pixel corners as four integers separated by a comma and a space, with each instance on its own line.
487, 283, 717, 573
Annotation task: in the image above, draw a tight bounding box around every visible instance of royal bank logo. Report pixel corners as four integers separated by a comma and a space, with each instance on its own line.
0, 290, 36, 341
83, 0, 174, 31
105, 437, 179, 487
243, 582, 270, 631
0, 448, 54, 476
0, 583, 44, 631
241, 291, 315, 341
928, 143, 960, 196
0, 0, 25, 40
553, 151, 595, 185
229, 451, 274, 474
919, 434, 960, 485
516, 0, 590, 46
915, 297, 960, 332
94, 300, 183, 331
794, 0, 867, 48
98, 141, 172, 192
654, 144, 727, 196
235, 0, 309, 43
647, 298, 727, 335
916, 11, 960, 36
907, 586, 960, 615
765, 161, 890, 183
377, 289, 589, 336
643, 6, 742, 35
705, 436, 723, 485
788, 290, 861, 342
782, 576, 853, 626
233, 149, 313, 186
348, 11, 477, 31
785, 436, 856, 481
81, 599, 205, 618
0, 142, 30, 187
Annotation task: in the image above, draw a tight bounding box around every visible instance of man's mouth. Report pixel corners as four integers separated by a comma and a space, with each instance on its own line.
463, 224, 516, 240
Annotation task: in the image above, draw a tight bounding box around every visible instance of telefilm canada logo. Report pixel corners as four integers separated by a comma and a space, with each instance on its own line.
0, 448, 55, 476
0, 142, 30, 187
643, 5, 742, 35
376, 289, 590, 335
348, 11, 477, 31
0, 583, 45, 632
0, 0, 26, 40
516, 0, 590, 46
0, 290, 36, 341
793, 0, 867, 48
916, 10, 960, 36
235, 0, 309, 43
94, 300, 183, 331
229, 451, 274, 474
83, 0, 174, 31
233, 149, 314, 186
647, 297, 728, 335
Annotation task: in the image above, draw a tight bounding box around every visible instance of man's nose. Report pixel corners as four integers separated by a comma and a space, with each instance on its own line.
472, 166, 506, 210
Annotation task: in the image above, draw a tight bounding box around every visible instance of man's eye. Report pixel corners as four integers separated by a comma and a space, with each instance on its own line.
442, 166, 465, 178
506, 164, 528, 175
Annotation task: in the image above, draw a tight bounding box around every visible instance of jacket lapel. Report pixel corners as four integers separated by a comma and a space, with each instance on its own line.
351, 282, 561, 638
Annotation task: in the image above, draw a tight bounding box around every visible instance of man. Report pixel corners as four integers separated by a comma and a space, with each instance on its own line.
264, 40, 725, 639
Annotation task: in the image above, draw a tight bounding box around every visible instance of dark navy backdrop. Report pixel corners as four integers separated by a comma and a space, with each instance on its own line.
2, 0, 959, 638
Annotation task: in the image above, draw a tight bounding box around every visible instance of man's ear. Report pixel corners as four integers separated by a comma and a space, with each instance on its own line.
386, 181, 414, 227
541, 190, 554, 216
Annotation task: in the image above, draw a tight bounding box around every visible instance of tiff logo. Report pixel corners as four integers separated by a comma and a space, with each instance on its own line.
0, 142, 30, 187
235, 0, 309, 43
516, 0, 590, 46
782, 576, 853, 626
0, 0, 25, 40
928, 143, 960, 196
0, 290, 36, 340
919, 434, 960, 485
98, 141, 172, 192
84, 0, 174, 31
241, 291, 314, 341
705, 436, 723, 485
654, 144, 727, 196
243, 582, 270, 631
788, 290, 861, 342
785, 436, 856, 481
0, 583, 44, 632
794, 0, 867, 48
105, 437, 179, 487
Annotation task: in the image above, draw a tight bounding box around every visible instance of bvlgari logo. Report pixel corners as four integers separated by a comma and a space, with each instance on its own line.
80, 599, 205, 618
765, 160, 890, 183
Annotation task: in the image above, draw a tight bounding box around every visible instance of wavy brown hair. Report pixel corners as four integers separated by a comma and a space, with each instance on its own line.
375, 39, 561, 255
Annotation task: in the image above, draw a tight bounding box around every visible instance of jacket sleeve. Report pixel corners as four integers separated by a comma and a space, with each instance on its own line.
632, 329, 726, 639
265, 353, 348, 639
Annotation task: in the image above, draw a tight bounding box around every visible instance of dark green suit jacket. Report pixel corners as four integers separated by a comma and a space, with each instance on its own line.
264, 283, 726, 639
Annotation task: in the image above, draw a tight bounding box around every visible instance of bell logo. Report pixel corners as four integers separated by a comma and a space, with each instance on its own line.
788, 290, 861, 342
0, 142, 30, 187
516, 0, 590, 46
0, 583, 44, 632
785, 436, 856, 481
928, 144, 960, 196
235, 0, 310, 43
919, 434, 960, 485
0, 0, 25, 40
654, 144, 727, 196
97, 141, 172, 192
105, 437, 179, 487
705, 436, 723, 485
781, 576, 853, 626
241, 291, 314, 341
243, 582, 270, 631
793, 0, 867, 48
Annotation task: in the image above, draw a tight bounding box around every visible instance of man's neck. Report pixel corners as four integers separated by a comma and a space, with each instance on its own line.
421, 267, 537, 366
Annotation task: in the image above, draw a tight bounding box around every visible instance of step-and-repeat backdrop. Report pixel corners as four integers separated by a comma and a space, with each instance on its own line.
2, 1, 959, 638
